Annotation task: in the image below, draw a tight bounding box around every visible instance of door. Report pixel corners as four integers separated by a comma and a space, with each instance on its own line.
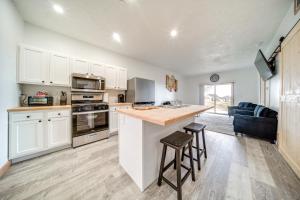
47, 117, 71, 148
118, 68, 127, 90
90, 63, 106, 77
204, 83, 233, 114
105, 66, 118, 89
49, 53, 70, 86
10, 119, 44, 159
19, 45, 47, 85
71, 58, 90, 74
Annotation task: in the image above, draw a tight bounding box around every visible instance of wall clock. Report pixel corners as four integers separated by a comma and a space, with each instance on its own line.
210, 73, 220, 82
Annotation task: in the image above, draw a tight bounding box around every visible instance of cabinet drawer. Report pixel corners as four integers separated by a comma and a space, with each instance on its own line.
11, 112, 43, 122
48, 110, 70, 118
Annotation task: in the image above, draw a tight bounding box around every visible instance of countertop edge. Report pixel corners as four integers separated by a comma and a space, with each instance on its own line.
118, 106, 212, 126
7, 105, 72, 112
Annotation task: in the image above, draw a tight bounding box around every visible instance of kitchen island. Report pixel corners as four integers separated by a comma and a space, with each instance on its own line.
118, 105, 211, 191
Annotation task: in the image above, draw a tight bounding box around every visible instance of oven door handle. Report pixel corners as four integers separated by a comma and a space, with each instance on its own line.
72, 110, 109, 115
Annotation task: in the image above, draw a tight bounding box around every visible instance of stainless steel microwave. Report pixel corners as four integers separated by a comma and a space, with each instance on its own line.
71, 73, 105, 93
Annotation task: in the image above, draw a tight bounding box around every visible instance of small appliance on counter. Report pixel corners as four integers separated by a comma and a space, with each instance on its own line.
118, 94, 125, 103
28, 91, 53, 106
60, 91, 67, 105
28, 96, 53, 106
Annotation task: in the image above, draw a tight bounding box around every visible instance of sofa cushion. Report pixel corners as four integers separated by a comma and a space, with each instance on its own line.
254, 105, 262, 117
238, 102, 252, 108
256, 106, 266, 117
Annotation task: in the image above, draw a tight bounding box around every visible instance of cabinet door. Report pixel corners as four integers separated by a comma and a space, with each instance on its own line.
49, 53, 70, 86
71, 58, 90, 74
9, 119, 44, 159
109, 109, 118, 133
90, 63, 106, 77
105, 66, 118, 89
19, 45, 48, 85
47, 116, 71, 149
118, 68, 127, 90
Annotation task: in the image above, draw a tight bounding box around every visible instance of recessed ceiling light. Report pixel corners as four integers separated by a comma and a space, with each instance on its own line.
53, 4, 64, 14
170, 29, 178, 38
112, 32, 121, 43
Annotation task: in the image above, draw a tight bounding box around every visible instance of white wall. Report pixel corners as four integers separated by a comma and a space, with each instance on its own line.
0, 0, 24, 167
263, 2, 300, 111
184, 67, 260, 105
23, 23, 186, 105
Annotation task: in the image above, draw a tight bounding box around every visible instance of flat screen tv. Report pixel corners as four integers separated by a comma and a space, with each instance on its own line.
254, 49, 274, 81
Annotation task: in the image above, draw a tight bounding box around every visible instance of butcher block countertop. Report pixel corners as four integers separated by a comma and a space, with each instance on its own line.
118, 105, 212, 126
7, 105, 71, 112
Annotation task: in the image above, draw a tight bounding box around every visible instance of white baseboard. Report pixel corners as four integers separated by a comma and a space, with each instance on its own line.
279, 147, 300, 178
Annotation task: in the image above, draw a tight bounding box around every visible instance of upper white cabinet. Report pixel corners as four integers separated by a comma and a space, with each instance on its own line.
118, 67, 127, 90
18, 44, 127, 90
18, 45, 70, 87
49, 53, 70, 86
105, 66, 127, 90
71, 58, 90, 74
19, 45, 48, 85
90, 63, 106, 77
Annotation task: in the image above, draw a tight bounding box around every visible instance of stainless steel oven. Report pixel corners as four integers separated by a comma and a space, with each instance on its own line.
71, 93, 109, 147
71, 73, 105, 93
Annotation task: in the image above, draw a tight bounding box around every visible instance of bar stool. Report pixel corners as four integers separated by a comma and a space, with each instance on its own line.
157, 131, 195, 200
182, 123, 207, 170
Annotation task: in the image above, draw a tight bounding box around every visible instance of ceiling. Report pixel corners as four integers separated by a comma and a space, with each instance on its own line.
13, 0, 291, 75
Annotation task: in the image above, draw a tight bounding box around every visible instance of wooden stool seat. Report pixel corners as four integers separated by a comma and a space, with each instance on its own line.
182, 122, 207, 170
183, 122, 206, 132
158, 131, 195, 200
160, 131, 193, 149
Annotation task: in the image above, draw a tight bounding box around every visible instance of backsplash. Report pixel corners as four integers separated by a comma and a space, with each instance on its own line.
20, 84, 126, 106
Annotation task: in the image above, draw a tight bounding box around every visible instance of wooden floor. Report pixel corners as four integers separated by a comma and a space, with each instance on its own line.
1, 131, 300, 200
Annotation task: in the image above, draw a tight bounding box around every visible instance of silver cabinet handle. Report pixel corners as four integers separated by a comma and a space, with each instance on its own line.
72, 110, 109, 115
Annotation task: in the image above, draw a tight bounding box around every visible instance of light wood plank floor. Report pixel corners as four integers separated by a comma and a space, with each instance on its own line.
1, 131, 300, 200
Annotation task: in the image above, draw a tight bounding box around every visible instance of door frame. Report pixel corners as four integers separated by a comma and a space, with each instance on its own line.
202, 82, 234, 114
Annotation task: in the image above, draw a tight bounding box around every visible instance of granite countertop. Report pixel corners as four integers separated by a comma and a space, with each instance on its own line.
7, 105, 71, 112
117, 105, 212, 126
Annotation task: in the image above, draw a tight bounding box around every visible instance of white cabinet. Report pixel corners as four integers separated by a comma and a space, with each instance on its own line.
106, 66, 118, 89
9, 109, 71, 161
18, 45, 48, 85
18, 45, 70, 87
109, 105, 131, 134
18, 44, 127, 89
71, 58, 90, 74
118, 67, 127, 90
105, 66, 127, 90
47, 114, 71, 148
90, 63, 106, 77
49, 53, 70, 86
9, 112, 44, 159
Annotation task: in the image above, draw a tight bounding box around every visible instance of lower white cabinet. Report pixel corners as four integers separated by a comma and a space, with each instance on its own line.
47, 112, 71, 149
9, 109, 71, 161
109, 105, 131, 134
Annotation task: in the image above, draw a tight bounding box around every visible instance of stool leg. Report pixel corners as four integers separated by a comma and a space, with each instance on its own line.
195, 132, 201, 170
181, 146, 185, 161
174, 151, 177, 169
188, 141, 195, 181
176, 149, 182, 200
202, 129, 207, 158
158, 145, 167, 186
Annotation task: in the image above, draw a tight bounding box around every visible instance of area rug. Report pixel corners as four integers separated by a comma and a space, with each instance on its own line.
195, 113, 235, 136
